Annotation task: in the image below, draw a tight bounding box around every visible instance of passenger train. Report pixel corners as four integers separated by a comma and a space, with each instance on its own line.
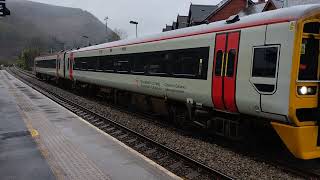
34, 4, 320, 160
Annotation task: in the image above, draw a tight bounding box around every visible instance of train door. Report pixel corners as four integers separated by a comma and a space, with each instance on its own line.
212, 31, 240, 113
63, 52, 66, 78
64, 52, 69, 79
56, 55, 59, 78
69, 52, 74, 80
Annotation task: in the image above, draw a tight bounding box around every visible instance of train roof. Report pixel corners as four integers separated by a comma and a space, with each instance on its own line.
73, 4, 320, 54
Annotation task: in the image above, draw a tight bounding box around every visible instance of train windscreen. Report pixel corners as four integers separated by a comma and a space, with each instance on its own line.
298, 22, 320, 81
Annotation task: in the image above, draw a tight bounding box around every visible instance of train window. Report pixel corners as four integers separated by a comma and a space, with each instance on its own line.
36, 59, 56, 68
67, 58, 70, 70
87, 57, 97, 71
252, 46, 279, 78
100, 57, 114, 72
174, 56, 198, 76
80, 62, 87, 70
148, 53, 167, 75
115, 59, 129, 73
74, 59, 80, 70
226, 49, 236, 77
215, 50, 223, 76
298, 38, 319, 80
95, 57, 102, 71
304, 22, 320, 34
71, 47, 209, 79
132, 55, 146, 74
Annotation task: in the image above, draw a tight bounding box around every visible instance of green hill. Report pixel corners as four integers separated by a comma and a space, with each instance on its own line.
0, 0, 117, 64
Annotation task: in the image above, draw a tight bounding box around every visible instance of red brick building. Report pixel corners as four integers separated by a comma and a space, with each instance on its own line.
205, 0, 254, 23
163, 0, 319, 32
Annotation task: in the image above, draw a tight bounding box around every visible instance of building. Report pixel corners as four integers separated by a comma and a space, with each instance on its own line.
176, 15, 188, 29
162, 25, 173, 32
187, 4, 218, 26
162, 0, 320, 32
162, 0, 255, 32
238, 0, 266, 17
203, 0, 255, 23
263, 0, 320, 11
239, 0, 320, 17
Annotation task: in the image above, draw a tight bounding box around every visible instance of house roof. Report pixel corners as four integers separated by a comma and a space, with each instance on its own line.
272, 0, 284, 8
166, 25, 173, 31
238, 2, 266, 17
242, 0, 320, 16
204, 0, 255, 21
264, 0, 319, 11
162, 25, 173, 32
176, 15, 188, 28
172, 22, 177, 29
189, 4, 218, 23
287, 0, 320, 7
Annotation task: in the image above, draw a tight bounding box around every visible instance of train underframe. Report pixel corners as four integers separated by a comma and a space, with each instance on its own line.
37, 74, 274, 143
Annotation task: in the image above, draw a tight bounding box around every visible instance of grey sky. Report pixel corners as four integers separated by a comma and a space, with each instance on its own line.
29, 0, 257, 38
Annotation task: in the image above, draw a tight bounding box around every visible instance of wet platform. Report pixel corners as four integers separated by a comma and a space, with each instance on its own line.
0, 70, 180, 180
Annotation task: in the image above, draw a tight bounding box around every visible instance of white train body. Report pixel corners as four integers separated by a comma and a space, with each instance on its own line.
35, 4, 320, 160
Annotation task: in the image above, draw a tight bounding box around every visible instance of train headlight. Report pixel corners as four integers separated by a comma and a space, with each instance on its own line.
297, 86, 317, 95
299, 86, 308, 95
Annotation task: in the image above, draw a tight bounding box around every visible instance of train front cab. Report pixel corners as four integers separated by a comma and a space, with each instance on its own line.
272, 11, 320, 160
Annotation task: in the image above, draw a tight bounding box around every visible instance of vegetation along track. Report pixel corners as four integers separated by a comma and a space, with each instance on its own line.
9, 67, 320, 179
8, 67, 234, 180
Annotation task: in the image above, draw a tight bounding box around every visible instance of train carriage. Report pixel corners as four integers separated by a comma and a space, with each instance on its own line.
34, 54, 58, 80
35, 4, 320, 160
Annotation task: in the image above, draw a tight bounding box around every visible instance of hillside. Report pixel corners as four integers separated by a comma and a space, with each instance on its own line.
0, 0, 117, 63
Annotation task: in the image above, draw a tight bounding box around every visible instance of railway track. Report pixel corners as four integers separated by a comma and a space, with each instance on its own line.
8, 67, 234, 180
9, 67, 320, 179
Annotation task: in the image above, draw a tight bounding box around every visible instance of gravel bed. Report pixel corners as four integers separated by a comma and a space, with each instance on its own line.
20, 72, 303, 179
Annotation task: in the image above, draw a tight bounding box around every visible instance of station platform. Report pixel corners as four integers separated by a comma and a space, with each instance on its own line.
0, 70, 180, 180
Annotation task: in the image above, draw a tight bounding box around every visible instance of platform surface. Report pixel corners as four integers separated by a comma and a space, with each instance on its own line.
0, 70, 180, 180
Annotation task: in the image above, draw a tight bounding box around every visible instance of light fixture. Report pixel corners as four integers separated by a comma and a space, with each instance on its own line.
298, 86, 317, 95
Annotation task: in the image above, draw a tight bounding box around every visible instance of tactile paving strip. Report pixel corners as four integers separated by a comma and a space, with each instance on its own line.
2, 71, 110, 180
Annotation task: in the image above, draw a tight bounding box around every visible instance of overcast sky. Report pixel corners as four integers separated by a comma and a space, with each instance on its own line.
29, 0, 258, 38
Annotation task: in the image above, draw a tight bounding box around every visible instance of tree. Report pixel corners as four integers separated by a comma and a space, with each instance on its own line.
109, 28, 128, 42
17, 48, 40, 70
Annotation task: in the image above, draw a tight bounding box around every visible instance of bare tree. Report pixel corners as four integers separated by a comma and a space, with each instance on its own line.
112, 28, 128, 40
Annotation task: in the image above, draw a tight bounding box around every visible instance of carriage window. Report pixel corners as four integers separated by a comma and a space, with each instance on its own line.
74, 59, 80, 70
81, 62, 88, 70
71, 47, 209, 79
96, 57, 102, 71
148, 53, 167, 74
100, 57, 114, 72
174, 57, 197, 76
298, 38, 319, 80
252, 46, 279, 78
87, 57, 97, 70
132, 55, 147, 74
215, 50, 223, 76
36, 59, 56, 68
226, 49, 236, 77
116, 60, 129, 72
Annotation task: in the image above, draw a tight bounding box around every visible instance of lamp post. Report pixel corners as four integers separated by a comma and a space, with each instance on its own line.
104, 16, 109, 42
130, 21, 138, 38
